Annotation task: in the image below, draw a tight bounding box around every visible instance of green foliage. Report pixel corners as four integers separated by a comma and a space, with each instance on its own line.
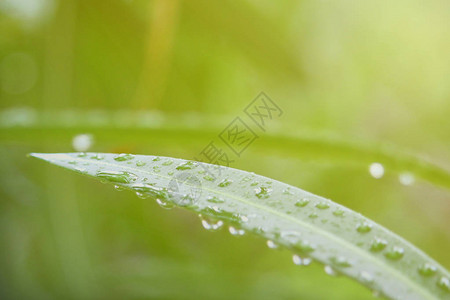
30, 152, 450, 300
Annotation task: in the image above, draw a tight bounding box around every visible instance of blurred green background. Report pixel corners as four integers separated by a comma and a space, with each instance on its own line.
0, 0, 449, 299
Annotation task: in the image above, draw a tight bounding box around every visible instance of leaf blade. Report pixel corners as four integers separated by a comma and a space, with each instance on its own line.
30, 152, 450, 300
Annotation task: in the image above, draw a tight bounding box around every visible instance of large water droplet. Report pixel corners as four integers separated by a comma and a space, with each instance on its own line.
254, 186, 272, 199
369, 162, 384, 179
370, 238, 387, 252
96, 170, 137, 183
418, 263, 437, 277
218, 178, 233, 187
333, 209, 345, 216
229, 226, 245, 236
356, 222, 372, 233
132, 183, 169, 200
114, 153, 135, 161
384, 246, 404, 260
295, 198, 310, 207
266, 240, 279, 249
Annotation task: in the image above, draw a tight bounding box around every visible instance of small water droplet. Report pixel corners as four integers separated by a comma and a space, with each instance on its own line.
156, 198, 174, 210
254, 186, 272, 199
333, 209, 345, 216
114, 185, 125, 191
229, 226, 245, 236
162, 160, 173, 166
437, 277, 450, 292
250, 181, 258, 186
266, 240, 279, 249
399, 172, 415, 186
324, 265, 338, 276
369, 162, 384, 179
152, 157, 161, 161
206, 196, 225, 204
370, 238, 387, 252
283, 188, 293, 195
218, 178, 232, 187
201, 218, 224, 231
77, 152, 88, 157
356, 222, 372, 233
384, 246, 404, 260
418, 263, 437, 277
240, 215, 249, 222
292, 254, 312, 266
308, 213, 318, 219
114, 153, 134, 161
90, 153, 104, 160
203, 175, 215, 181
176, 161, 196, 170
136, 192, 149, 199
136, 160, 146, 167
295, 198, 310, 207
315, 202, 330, 209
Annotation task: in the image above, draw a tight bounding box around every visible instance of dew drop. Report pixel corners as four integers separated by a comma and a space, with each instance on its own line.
77, 152, 88, 157
90, 153, 104, 160
250, 182, 258, 186
136, 160, 146, 167
266, 240, 279, 249
356, 222, 372, 233
240, 215, 249, 222
114, 153, 134, 161
156, 198, 174, 210
229, 226, 245, 236
218, 178, 233, 187
437, 277, 450, 292
283, 188, 293, 195
162, 160, 173, 166
308, 213, 318, 219
152, 157, 161, 162
295, 198, 310, 207
203, 175, 215, 181
315, 202, 330, 209
418, 263, 437, 277
292, 254, 312, 266
333, 209, 345, 216
384, 246, 404, 260
298, 240, 315, 253
96, 170, 137, 183
254, 186, 272, 199
206, 196, 225, 204
369, 162, 384, 179
201, 218, 224, 231
370, 238, 388, 252
324, 265, 338, 276
114, 185, 125, 191
136, 192, 149, 199
176, 161, 196, 170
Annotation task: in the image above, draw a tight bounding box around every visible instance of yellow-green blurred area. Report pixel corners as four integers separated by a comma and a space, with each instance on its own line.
0, 0, 449, 299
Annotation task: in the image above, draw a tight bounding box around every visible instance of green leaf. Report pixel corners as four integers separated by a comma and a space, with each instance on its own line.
30, 152, 450, 300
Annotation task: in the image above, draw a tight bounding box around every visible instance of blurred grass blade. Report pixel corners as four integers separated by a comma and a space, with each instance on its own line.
30, 152, 450, 300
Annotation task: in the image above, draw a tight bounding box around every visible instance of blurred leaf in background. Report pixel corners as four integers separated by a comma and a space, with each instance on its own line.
0, 0, 449, 299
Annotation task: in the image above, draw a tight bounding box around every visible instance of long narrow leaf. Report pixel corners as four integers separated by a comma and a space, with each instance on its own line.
30, 152, 450, 300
